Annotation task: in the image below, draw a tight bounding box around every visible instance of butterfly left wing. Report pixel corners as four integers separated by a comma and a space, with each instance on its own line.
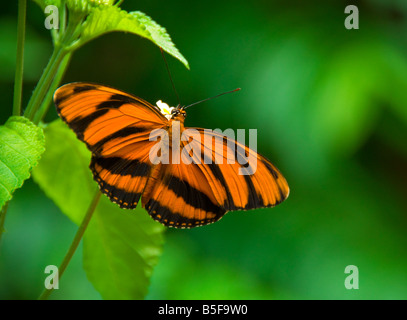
89, 133, 158, 209
54, 82, 167, 155
54, 82, 168, 209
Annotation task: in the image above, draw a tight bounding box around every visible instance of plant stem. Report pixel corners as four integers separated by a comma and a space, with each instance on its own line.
0, 202, 9, 245
13, 0, 27, 116
38, 190, 101, 300
33, 52, 72, 124
24, 45, 68, 122
59, 2, 67, 36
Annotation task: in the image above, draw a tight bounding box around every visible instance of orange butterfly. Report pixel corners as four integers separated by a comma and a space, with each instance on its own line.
54, 83, 289, 228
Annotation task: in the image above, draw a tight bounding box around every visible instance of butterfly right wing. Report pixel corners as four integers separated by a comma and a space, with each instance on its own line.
54, 82, 168, 209
139, 127, 289, 228
181, 128, 290, 212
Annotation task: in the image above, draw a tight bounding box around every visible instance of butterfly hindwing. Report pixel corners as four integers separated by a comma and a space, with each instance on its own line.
90, 146, 152, 209
141, 161, 226, 228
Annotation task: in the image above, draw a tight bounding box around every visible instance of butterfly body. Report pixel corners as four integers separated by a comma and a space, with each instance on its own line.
167, 114, 185, 149
54, 82, 289, 228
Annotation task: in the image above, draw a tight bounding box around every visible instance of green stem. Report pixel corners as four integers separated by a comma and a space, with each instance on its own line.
60, 2, 67, 36
13, 0, 27, 116
24, 4, 83, 123
0, 202, 9, 245
38, 190, 101, 300
24, 45, 68, 122
33, 52, 72, 124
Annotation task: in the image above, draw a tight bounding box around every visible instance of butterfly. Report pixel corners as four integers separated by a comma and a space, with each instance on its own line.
54, 82, 289, 228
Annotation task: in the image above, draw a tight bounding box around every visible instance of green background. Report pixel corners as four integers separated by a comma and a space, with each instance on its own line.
1, 0, 407, 299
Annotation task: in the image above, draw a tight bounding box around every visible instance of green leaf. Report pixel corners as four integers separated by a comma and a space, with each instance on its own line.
0, 116, 45, 210
32, 119, 95, 225
84, 196, 164, 300
32, 119, 165, 299
32, 0, 189, 68
79, 6, 189, 69
130, 11, 189, 69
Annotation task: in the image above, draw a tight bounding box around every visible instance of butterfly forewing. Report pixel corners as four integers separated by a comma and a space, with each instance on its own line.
54, 83, 167, 209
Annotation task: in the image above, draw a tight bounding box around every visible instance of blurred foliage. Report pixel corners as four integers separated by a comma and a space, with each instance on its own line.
1, 0, 407, 299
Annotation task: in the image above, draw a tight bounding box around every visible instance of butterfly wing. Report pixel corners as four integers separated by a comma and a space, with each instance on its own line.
183, 128, 289, 212
54, 82, 168, 209
141, 161, 226, 228
140, 127, 289, 228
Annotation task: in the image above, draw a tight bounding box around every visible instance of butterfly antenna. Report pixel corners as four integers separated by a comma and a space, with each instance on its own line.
160, 47, 181, 106
184, 88, 241, 109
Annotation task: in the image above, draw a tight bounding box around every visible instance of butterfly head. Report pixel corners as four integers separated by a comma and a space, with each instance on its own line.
171, 106, 187, 120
